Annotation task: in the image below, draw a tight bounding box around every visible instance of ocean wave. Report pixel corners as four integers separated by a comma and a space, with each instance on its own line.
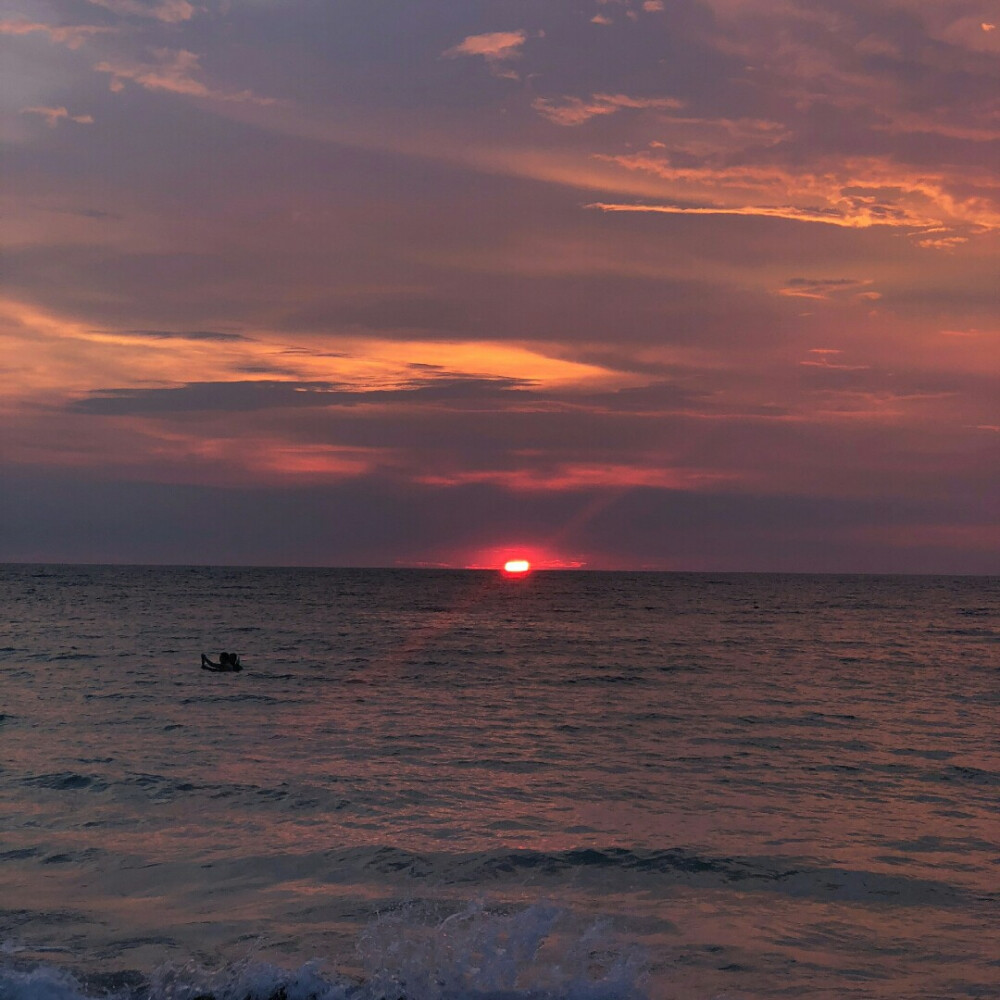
21, 773, 109, 792
341, 845, 982, 908
0, 902, 646, 1000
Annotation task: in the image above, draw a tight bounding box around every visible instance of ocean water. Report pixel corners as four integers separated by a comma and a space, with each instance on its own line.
0, 566, 997, 1000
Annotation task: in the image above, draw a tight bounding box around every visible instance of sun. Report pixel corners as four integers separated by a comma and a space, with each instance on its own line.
503, 559, 531, 575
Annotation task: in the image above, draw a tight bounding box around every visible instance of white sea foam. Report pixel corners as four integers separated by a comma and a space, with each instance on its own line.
149, 956, 351, 1000
0, 964, 101, 1000
357, 900, 644, 999
0, 902, 646, 1000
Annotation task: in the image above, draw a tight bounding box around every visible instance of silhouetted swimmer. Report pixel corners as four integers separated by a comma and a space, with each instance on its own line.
201, 651, 242, 672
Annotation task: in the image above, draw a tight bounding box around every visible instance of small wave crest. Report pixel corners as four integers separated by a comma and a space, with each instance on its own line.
0, 902, 646, 1000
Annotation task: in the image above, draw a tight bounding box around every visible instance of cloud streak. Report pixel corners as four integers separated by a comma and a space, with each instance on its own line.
0, 19, 111, 48
71, 376, 535, 415
584, 149, 1000, 242
95, 49, 278, 104
20, 106, 95, 127
779, 278, 878, 301
85, 0, 196, 22
532, 93, 684, 126
586, 201, 913, 229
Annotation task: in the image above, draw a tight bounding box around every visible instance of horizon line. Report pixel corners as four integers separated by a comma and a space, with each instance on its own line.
0, 560, 996, 578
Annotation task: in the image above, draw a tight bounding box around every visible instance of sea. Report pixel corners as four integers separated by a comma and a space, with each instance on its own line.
0, 566, 997, 1000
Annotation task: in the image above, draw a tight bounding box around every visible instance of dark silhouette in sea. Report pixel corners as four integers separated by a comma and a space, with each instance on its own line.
200, 651, 242, 672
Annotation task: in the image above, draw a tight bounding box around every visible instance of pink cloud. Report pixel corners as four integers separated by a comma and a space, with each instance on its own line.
443, 30, 527, 60
95, 49, 278, 104
416, 462, 738, 492
85, 0, 195, 22
0, 19, 111, 48
21, 106, 95, 127
533, 93, 684, 126
443, 30, 532, 77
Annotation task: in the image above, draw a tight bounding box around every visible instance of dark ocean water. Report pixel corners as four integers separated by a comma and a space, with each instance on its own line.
0, 566, 997, 1000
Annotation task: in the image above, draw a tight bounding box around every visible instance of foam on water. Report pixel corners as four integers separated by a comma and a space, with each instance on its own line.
1, 903, 645, 1000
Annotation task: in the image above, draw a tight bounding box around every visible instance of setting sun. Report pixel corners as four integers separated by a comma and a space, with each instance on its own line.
503, 559, 531, 575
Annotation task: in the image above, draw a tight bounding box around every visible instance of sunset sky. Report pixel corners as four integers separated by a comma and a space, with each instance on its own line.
2, 0, 998, 571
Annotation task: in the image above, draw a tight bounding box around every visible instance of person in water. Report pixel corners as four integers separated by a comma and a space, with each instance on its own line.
201, 651, 242, 671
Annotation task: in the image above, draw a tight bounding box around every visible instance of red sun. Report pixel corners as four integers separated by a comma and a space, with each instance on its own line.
502, 559, 531, 575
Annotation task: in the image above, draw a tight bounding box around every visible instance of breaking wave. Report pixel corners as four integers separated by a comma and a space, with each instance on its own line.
0, 902, 646, 1000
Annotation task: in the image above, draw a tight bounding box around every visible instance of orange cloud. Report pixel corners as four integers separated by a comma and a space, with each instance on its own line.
0, 297, 626, 417
587, 200, 895, 229
443, 30, 529, 76
444, 30, 526, 59
585, 152, 1000, 242
916, 235, 969, 251
0, 299, 258, 406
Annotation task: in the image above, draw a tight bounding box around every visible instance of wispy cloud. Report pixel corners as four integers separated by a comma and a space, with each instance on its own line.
915, 235, 969, 251
799, 348, 871, 371
0, 19, 111, 48
532, 93, 684, 126
21, 106, 95, 127
123, 329, 251, 341
586, 152, 1000, 243
586, 200, 903, 229
85, 0, 196, 22
779, 278, 879, 301
415, 462, 737, 493
95, 49, 278, 104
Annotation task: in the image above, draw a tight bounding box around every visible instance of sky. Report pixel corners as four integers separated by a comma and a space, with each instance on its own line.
1, 0, 998, 571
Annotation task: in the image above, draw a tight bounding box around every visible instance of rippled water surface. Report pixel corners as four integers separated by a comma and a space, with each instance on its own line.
1, 567, 998, 999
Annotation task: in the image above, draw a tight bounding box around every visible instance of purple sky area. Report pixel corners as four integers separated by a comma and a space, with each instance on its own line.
2, 0, 998, 570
